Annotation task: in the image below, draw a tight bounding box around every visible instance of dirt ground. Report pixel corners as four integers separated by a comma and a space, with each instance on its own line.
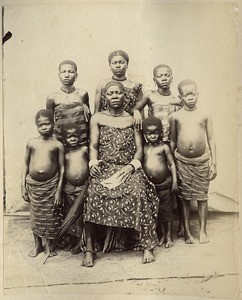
3, 212, 240, 299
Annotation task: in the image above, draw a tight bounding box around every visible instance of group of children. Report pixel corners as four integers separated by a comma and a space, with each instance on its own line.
21, 50, 217, 262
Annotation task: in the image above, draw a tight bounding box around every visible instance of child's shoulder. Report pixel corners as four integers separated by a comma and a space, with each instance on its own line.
75, 88, 88, 97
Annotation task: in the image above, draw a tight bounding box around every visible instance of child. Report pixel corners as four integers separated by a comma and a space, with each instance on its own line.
170, 79, 217, 244
46, 60, 91, 146
94, 50, 143, 115
133, 64, 184, 236
142, 117, 178, 248
21, 109, 65, 257
61, 123, 89, 254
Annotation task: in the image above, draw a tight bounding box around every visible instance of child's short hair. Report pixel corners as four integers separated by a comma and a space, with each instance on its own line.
59, 60, 77, 72
142, 117, 163, 133
104, 81, 125, 93
108, 50, 129, 64
35, 109, 54, 124
61, 123, 80, 138
153, 64, 172, 77
178, 79, 197, 95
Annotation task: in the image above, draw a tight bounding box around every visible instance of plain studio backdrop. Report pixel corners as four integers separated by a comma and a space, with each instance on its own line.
2, 2, 238, 212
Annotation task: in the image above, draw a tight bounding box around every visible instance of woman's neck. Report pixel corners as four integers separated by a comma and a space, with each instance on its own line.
61, 85, 75, 93
108, 107, 125, 117
112, 75, 127, 81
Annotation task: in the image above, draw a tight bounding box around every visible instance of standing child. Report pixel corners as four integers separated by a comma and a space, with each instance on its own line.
61, 123, 89, 254
133, 64, 184, 236
21, 109, 65, 257
94, 50, 143, 115
46, 60, 90, 146
170, 79, 217, 244
142, 117, 178, 248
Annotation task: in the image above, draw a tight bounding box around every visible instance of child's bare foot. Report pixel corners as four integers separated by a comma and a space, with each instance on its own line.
71, 245, 82, 255
185, 233, 195, 244
157, 236, 165, 246
199, 231, 209, 244
177, 226, 185, 237
81, 251, 95, 267
28, 246, 44, 257
165, 238, 175, 248
142, 249, 155, 264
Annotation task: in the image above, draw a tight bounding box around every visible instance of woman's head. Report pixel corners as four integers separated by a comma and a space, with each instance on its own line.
108, 50, 129, 77
104, 81, 125, 110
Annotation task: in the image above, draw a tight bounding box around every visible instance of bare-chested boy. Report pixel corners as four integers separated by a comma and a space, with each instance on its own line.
21, 109, 64, 257
170, 79, 217, 244
133, 64, 184, 236
142, 117, 178, 248
46, 60, 90, 146
61, 123, 89, 254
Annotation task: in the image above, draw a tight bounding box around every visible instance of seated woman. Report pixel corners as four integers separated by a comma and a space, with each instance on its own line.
82, 81, 159, 267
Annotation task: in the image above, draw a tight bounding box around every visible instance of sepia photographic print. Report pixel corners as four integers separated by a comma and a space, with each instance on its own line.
1, 0, 241, 299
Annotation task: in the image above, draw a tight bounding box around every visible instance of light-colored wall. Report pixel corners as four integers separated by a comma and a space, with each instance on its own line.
3, 2, 238, 212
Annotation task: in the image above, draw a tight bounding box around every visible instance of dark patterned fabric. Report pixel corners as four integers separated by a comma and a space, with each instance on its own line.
100, 83, 142, 115
26, 173, 61, 239
174, 149, 210, 202
84, 125, 159, 251
54, 102, 90, 145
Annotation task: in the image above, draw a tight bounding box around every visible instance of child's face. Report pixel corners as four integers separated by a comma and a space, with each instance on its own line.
153, 67, 173, 89
59, 64, 77, 86
64, 128, 80, 148
109, 55, 128, 77
105, 85, 125, 109
36, 116, 53, 137
144, 124, 162, 144
179, 84, 198, 109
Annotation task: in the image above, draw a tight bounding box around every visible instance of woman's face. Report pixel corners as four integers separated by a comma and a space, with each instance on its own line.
109, 55, 128, 76
105, 85, 125, 109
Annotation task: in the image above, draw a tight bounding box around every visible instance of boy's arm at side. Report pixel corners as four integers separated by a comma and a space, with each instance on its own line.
133, 91, 151, 130
46, 94, 55, 112
54, 142, 65, 206
164, 145, 178, 193
170, 115, 177, 153
82, 91, 90, 109
89, 114, 102, 177
21, 142, 31, 202
94, 81, 104, 113
206, 114, 217, 180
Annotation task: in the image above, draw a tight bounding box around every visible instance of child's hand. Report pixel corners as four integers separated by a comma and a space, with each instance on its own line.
171, 181, 178, 194
54, 190, 62, 207
209, 164, 217, 181
133, 110, 142, 131
21, 187, 30, 202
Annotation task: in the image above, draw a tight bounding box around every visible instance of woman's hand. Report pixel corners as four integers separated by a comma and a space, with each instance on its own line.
21, 186, 30, 202
89, 160, 103, 178
54, 190, 62, 207
171, 181, 178, 194
115, 164, 135, 183
133, 110, 142, 131
209, 164, 217, 181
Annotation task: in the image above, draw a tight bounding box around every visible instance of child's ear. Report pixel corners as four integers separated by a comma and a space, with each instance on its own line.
178, 95, 182, 100
75, 73, 78, 81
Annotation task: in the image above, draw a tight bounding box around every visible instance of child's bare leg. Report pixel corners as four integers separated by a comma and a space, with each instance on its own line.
81, 222, 95, 267
165, 221, 174, 248
176, 196, 185, 237
198, 200, 209, 244
45, 239, 57, 257
182, 200, 194, 244
142, 248, 156, 264
157, 222, 165, 246
71, 237, 82, 255
28, 233, 44, 257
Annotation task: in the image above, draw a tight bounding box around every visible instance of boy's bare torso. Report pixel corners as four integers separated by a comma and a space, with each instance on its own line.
174, 108, 207, 158
28, 137, 60, 181
65, 146, 89, 186
143, 144, 171, 184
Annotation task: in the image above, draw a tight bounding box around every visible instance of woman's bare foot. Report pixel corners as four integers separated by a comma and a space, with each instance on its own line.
71, 245, 82, 255
142, 249, 155, 264
177, 226, 185, 237
81, 251, 95, 267
28, 246, 44, 257
165, 238, 175, 248
185, 233, 195, 244
157, 236, 165, 246
199, 231, 209, 244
